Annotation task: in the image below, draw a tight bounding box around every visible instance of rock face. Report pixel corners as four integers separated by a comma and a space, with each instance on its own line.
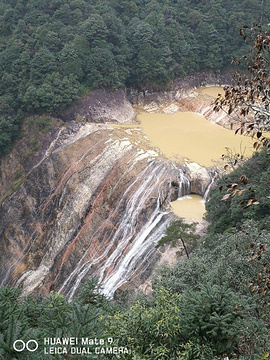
128, 72, 232, 128
0, 124, 193, 299
128, 72, 231, 109
186, 163, 219, 200
0, 86, 217, 299
61, 88, 136, 124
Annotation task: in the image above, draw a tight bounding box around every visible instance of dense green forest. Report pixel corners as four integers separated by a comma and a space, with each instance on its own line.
1, 150, 270, 359
0, 0, 270, 153
205, 150, 270, 234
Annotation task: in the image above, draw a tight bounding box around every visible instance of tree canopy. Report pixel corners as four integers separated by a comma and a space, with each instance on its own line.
205, 149, 270, 234
1, 0, 270, 153
214, 23, 270, 149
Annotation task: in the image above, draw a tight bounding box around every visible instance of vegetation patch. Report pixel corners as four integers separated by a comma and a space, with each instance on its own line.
1, 0, 270, 154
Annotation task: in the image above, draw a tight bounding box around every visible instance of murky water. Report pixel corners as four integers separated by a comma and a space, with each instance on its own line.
170, 195, 205, 220
198, 86, 225, 98
113, 87, 254, 220
137, 86, 254, 219
138, 110, 253, 167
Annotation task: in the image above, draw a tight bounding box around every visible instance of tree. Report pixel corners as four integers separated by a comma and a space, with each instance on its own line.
154, 220, 270, 357
180, 284, 250, 356
86, 45, 121, 89
58, 42, 83, 79
156, 219, 198, 258
107, 287, 183, 360
214, 23, 270, 150
29, 47, 57, 82
80, 14, 109, 45
127, 19, 155, 86
24, 72, 81, 112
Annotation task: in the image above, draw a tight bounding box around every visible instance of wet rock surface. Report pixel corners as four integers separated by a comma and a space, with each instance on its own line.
0, 81, 219, 299
0, 126, 193, 299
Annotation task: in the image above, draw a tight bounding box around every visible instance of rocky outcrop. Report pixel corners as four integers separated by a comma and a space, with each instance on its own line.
0, 85, 219, 299
60, 88, 136, 124
186, 162, 219, 200
128, 72, 231, 109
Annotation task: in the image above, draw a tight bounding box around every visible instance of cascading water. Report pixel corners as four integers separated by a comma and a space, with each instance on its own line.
0, 120, 217, 301
101, 213, 172, 298
98, 164, 191, 298
59, 159, 191, 301
203, 170, 219, 201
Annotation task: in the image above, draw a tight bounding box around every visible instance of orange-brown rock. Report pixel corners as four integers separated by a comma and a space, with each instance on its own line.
0, 87, 218, 299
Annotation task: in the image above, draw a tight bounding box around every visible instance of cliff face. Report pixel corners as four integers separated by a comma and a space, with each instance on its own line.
128, 72, 231, 127
128, 72, 231, 108
60, 88, 136, 124
0, 86, 217, 299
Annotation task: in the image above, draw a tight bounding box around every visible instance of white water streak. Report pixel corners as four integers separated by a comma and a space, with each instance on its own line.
59, 159, 191, 300
101, 212, 171, 298
203, 170, 219, 200
59, 161, 165, 298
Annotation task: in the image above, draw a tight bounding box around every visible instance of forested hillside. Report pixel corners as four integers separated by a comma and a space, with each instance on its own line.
0, 0, 269, 153
205, 149, 270, 234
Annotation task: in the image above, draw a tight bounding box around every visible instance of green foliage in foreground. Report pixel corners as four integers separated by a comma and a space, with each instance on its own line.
105, 168, 270, 359
1, 220, 270, 359
0, 280, 112, 360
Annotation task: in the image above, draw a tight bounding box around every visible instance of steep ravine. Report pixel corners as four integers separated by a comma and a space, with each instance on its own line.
0, 87, 218, 299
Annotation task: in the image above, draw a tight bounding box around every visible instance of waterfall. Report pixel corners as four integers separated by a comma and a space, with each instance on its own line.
177, 169, 191, 197
58, 160, 190, 300
1, 121, 213, 301
97, 164, 190, 298
203, 170, 219, 201
101, 212, 171, 298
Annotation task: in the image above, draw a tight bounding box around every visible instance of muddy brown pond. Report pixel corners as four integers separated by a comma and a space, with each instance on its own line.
138, 111, 253, 167
113, 87, 253, 220
137, 88, 254, 220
